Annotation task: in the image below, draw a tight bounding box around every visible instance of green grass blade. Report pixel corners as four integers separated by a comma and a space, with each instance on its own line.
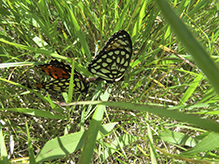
26, 122, 36, 164
147, 120, 157, 163
114, 0, 132, 31
4, 108, 64, 119
67, 5, 91, 61
180, 73, 203, 105
0, 126, 10, 164
67, 59, 75, 103
67, 101, 219, 133
78, 105, 105, 164
102, 134, 138, 160
79, 90, 110, 164
0, 38, 68, 60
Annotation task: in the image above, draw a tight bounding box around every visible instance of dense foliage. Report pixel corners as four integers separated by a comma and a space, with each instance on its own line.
0, 0, 219, 163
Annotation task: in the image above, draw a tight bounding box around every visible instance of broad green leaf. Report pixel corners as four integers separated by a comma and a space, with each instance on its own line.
36, 123, 116, 162
159, 131, 198, 147
181, 132, 219, 156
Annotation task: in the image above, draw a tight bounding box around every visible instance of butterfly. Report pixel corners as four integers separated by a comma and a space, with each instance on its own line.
29, 60, 88, 93
39, 59, 71, 79
88, 30, 132, 82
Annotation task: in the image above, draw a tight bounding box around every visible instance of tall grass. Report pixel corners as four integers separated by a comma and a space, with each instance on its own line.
0, 0, 219, 163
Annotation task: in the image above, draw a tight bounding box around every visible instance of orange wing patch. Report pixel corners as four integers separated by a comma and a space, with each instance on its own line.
40, 65, 70, 79
24, 60, 89, 93
39, 60, 71, 79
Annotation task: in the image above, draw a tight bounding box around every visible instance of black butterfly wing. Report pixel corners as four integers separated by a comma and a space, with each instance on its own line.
35, 70, 88, 93
88, 30, 132, 82
27, 60, 89, 93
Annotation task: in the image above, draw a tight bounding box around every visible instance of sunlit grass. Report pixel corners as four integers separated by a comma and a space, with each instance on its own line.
0, 0, 219, 163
